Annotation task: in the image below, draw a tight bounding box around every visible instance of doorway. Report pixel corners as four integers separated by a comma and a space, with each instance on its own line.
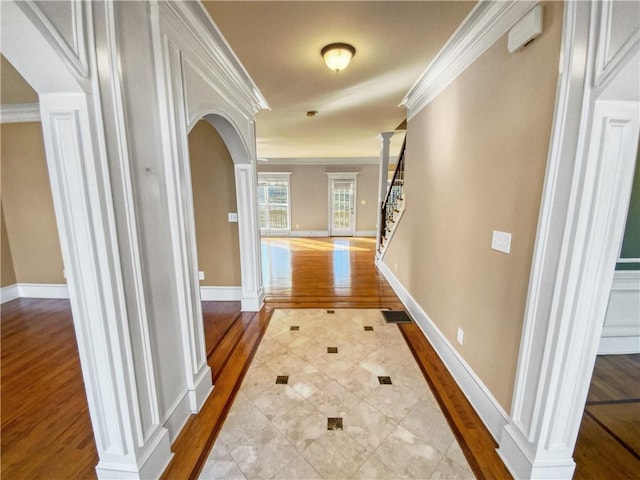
329, 177, 356, 236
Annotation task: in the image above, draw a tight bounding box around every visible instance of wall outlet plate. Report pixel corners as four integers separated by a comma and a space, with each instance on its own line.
228, 212, 238, 222
198, 271, 205, 280
491, 230, 512, 254
457, 327, 464, 346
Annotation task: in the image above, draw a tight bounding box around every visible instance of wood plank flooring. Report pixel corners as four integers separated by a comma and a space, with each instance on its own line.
573, 354, 640, 480
1, 298, 98, 480
1, 237, 637, 480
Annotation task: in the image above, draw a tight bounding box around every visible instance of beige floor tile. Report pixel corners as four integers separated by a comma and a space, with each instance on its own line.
270, 451, 322, 480
374, 425, 445, 479
271, 402, 327, 451
335, 364, 381, 399
307, 380, 361, 417
351, 455, 398, 480
344, 400, 397, 452
400, 399, 455, 453
365, 382, 422, 422
199, 459, 247, 480
251, 384, 305, 420
289, 363, 333, 399
202, 309, 474, 480
302, 431, 369, 479
229, 425, 297, 479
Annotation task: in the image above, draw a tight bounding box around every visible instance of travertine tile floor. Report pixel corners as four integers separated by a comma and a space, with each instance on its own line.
199, 309, 475, 480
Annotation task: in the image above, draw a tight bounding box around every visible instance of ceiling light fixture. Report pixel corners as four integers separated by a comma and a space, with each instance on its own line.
321, 43, 356, 72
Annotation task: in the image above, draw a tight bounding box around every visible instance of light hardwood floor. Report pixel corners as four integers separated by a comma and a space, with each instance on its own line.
1, 237, 636, 479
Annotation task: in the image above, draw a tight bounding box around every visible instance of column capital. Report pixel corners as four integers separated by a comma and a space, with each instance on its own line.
377, 131, 395, 144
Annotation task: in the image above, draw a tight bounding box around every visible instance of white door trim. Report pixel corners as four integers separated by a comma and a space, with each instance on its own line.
326, 172, 359, 237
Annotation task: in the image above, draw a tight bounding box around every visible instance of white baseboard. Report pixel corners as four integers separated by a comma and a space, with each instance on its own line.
1, 283, 70, 303
378, 260, 509, 441
161, 390, 192, 444
199, 286, 242, 301
599, 270, 640, 354
289, 230, 329, 237
189, 365, 214, 412
355, 230, 377, 237
598, 336, 640, 355
1, 284, 19, 303
18, 283, 69, 299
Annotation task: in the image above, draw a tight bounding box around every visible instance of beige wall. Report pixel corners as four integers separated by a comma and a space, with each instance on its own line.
188, 120, 241, 286
1, 202, 16, 287
1, 122, 66, 284
383, 1, 563, 412
258, 163, 379, 233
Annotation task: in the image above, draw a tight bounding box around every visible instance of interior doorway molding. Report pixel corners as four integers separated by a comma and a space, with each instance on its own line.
325, 172, 359, 237
497, 2, 640, 478
153, 0, 269, 317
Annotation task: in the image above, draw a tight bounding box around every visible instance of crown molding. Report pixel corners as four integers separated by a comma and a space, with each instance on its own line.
158, 0, 269, 116
259, 157, 379, 166
401, 0, 538, 120
0, 103, 40, 123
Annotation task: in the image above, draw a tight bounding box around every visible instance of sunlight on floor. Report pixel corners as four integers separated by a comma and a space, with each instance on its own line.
261, 237, 373, 252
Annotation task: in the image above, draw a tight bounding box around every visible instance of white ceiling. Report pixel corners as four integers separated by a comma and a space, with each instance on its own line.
203, 1, 475, 160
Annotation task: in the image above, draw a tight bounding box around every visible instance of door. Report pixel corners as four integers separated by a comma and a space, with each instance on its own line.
330, 179, 355, 236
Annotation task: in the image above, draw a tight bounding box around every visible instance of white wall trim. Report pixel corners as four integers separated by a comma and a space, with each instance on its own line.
199, 286, 242, 301
355, 230, 377, 237
378, 260, 509, 441
0, 103, 40, 123
599, 270, 640, 354
17, 283, 69, 299
289, 230, 329, 238
261, 157, 380, 166
160, 390, 191, 443
1, 284, 19, 303
598, 336, 640, 355
401, 0, 538, 120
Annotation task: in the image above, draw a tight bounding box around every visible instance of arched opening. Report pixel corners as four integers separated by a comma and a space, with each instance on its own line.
187, 119, 244, 358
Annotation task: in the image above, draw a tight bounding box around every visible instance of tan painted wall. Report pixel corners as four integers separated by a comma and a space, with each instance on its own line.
258, 163, 379, 233
1, 202, 16, 287
382, 1, 563, 412
188, 120, 241, 286
1, 54, 38, 104
1, 122, 66, 284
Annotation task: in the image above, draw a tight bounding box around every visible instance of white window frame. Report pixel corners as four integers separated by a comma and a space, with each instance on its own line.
257, 172, 292, 235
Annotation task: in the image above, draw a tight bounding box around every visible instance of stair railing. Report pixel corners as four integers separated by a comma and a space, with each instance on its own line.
379, 137, 406, 246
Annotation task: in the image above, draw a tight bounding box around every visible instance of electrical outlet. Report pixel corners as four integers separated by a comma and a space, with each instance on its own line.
198, 271, 205, 280
228, 212, 238, 222
457, 327, 464, 346
491, 230, 512, 254
394, 262, 398, 273
295, 224, 300, 229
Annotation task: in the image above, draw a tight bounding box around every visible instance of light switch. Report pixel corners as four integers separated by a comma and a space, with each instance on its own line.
228, 213, 238, 222
491, 230, 512, 254
198, 271, 205, 280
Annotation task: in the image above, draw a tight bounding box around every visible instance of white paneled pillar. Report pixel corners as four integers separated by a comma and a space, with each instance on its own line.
40, 93, 173, 479
498, 2, 640, 478
235, 162, 265, 311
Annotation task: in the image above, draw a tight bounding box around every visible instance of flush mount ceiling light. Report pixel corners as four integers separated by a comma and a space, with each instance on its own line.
321, 43, 356, 72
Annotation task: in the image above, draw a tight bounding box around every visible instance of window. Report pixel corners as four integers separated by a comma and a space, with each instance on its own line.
258, 173, 291, 233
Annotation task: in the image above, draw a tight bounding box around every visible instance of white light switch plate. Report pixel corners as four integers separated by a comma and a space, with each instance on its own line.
228, 212, 238, 222
198, 271, 205, 280
457, 328, 464, 346
491, 230, 512, 254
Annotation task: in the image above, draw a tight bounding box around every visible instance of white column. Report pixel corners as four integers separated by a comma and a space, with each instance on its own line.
40, 93, 173, 479
376, 132, 394, 250
235, 162, 265, 311
497, 3, 640, 478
